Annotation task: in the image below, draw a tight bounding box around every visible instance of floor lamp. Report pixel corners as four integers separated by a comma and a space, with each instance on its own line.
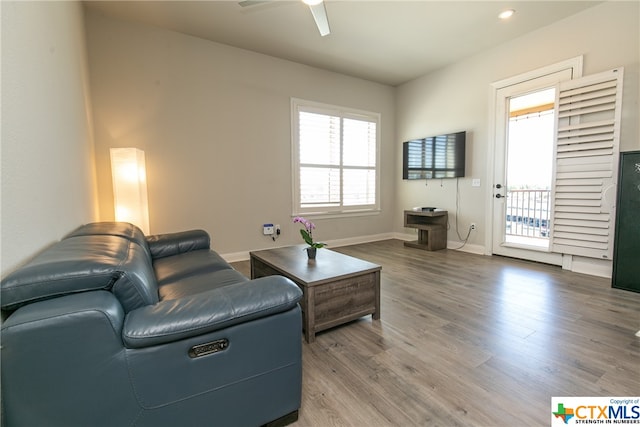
110, 148, 150, 235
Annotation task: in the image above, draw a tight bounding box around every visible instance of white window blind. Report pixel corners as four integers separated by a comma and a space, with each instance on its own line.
550, 68, 624, 260
292, 99, 380, 215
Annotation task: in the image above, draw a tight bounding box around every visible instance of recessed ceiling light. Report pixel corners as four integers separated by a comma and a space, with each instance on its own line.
498, 9, 516, 20
302, 0, 323, 6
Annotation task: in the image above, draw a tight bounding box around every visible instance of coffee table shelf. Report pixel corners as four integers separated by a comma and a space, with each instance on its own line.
250, 245, 381, 343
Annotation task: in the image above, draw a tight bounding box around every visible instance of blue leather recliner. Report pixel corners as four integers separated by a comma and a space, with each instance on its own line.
1, 222, 303, 426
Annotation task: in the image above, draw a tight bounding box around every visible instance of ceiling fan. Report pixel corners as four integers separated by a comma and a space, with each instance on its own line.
238, 0, 331, 37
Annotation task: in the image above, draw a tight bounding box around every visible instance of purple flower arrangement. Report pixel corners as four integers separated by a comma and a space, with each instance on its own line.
293, 216, 326, 249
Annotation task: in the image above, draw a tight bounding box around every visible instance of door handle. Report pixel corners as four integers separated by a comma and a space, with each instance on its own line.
495, 194, 503, 199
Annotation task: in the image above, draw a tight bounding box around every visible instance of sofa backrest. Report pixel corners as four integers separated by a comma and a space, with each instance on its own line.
1, 233, 159, 313
65, 222, 152, 260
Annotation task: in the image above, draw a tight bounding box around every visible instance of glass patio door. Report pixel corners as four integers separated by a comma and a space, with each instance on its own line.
504, 89, 555, 249
491, 69, 571, 265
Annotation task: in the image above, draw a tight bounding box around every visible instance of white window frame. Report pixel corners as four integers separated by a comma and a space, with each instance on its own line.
291, 98, 381, 217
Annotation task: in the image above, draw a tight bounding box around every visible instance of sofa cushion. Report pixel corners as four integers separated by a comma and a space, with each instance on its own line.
153, 249, 232, 286
64, 222, 152, 260
124, 276, 303, 348
1, 235, 158, 312
158, 269, 248, 301
146, 230, 210, 259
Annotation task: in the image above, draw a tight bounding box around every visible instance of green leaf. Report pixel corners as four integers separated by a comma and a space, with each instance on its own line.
299, 229, 314, 246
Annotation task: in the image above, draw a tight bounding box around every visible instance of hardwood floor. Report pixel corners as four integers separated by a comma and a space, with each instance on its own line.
232, 239, 640, 426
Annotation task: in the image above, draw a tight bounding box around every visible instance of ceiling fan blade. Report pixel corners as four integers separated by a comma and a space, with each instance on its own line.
308, 2, 331, 36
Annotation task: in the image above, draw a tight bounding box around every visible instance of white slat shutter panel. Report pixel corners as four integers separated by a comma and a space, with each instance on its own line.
550, 68, 624, 260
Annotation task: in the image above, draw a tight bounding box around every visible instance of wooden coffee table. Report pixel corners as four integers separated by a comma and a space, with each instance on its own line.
250, 245, 381, 343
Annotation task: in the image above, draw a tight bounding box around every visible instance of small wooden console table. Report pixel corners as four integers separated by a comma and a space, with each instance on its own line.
404, 210, 448, 251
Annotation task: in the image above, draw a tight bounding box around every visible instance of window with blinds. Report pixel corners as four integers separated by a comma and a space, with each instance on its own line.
292, 99, 380, 215
550, 68, 624, 260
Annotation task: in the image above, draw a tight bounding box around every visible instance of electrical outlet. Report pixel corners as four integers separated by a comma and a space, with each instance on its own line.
275, 224, 281, 236
263, 223, 274, 235
470, 223, 477, 231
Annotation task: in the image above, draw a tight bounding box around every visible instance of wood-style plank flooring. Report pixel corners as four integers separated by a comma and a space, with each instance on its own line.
232, 239, 640, 426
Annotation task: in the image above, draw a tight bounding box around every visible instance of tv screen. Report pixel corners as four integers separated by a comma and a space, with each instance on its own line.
402, 131, 466, 179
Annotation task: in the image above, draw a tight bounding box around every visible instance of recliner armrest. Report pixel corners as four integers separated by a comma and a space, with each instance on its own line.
146, 229, 210, 259
122, 276, 302, 348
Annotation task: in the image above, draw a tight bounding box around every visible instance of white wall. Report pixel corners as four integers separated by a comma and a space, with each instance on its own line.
1, 1, 98, 276
3, 1, 636, 276
85, 9, 396, 256
396, 1, 639, 257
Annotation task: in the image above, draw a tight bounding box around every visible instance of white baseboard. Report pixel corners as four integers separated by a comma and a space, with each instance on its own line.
222, 233, 398, 263
447, 241, 486, 255
396, 231, 486, 254
223, 234, 609, 279
222, 232, 487, 263
222, 250, 253, 263
568, 256, 612, 278
326, 232, 400, 248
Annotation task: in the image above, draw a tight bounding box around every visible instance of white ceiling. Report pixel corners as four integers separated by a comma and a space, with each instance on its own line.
84, 0, 603, 86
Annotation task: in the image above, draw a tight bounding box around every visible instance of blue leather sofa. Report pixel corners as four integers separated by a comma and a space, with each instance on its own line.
1, 222, 303, 426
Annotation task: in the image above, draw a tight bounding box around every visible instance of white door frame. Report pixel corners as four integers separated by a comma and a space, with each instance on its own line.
484, 56, 583, 261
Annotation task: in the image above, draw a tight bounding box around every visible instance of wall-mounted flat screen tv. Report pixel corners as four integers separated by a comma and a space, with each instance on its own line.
402, 131, 466, 179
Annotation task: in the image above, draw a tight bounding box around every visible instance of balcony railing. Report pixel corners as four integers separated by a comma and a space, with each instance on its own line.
505, 189, 551, 239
